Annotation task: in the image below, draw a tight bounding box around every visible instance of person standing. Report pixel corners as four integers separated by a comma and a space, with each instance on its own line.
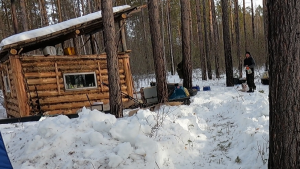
244, 51, 256, 92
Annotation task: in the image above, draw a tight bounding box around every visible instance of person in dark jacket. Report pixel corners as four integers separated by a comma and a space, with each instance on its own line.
244, 52, 256, 92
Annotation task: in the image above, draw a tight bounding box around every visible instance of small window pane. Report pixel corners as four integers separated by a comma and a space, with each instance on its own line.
3, 76, 10, 92
64, 72, 97, 90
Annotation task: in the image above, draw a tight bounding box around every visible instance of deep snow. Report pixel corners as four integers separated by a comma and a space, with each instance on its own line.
0, 69, 269, 169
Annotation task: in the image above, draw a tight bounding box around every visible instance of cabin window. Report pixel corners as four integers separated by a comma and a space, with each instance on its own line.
3, 76, 10, 92
63, 72, 97, 90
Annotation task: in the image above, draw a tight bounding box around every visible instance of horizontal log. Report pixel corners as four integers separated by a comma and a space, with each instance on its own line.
7, 103, 20, 112
43, 108, 80, 115
97, 75, 125, 81
19, 54, 129, 61
6, 98, 19, 106
41, 101, 96, 111
28, 87, 127, 99
39, 93, 110, 104
96, 69, 125, 75
27, 78, 63, 85
22, 60, 123, 67
6, 109, 21, 118
25, 72, 61, 78
28, 84, 64, 91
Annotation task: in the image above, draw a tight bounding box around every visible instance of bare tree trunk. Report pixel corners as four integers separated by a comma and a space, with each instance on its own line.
195, 0, 207, 80
20, 0, 29, 31
234, 0, 242, 77
210, 0, 220, 78
268, 1, 300, 168
180, 0, 193, 89
243, 0, 248, 51
0, 9, 5, 38
57, 0, 63, 22
221, 0, 234, 86
11, 0, 18, 34
167, 0, 175, 75
101, 0, 123, 117
202, 0, 212, 79
39, 0, 49, 26
251, 0, 255, 38
229, 0, 234, 46
147, 0, 168, 103
3, 1, 11, 35
263, 0, 268, 70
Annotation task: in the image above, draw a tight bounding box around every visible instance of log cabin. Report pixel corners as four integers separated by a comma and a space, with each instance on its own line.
0, 5, 142, 118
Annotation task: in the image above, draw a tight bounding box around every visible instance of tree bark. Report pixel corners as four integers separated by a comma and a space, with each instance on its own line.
195, 0, 207, 80
39, 0, 49, 26
202, 0, 212, 80
167, 0, 175, 75
268, 1, 300, 168
263, 0, 268, 70
234, 0, 242, 78
10, 0, 18, 34
20, 0, 29, 31
147, 0, 168, 103
221, 0, 234, 86
243, 0, 248, 51
57, 0, 63, 22
210, 0, 220, 78
101, 0, 123, 117
180, 0, 193, 89
251, 0, 255, 38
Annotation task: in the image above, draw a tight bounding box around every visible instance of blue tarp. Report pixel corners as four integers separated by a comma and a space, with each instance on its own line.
0, 132, 13, 169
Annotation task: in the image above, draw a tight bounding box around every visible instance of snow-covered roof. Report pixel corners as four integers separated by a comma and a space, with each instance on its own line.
0, 5, 134, 59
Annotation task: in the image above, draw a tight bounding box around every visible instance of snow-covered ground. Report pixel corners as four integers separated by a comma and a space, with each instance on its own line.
0, 69, 269, 169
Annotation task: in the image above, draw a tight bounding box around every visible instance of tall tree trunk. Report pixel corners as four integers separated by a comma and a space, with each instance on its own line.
251, 0, 255, 38
3, 1, 11, 35
210, 0, 220, 78
20, 0, 29, 31
147, 0, 168, 103
202, 0, 212, 80
195, 0, 207, 80
234, 0, 242, 77
180, 0, 193, 88
57, 0, 63, 22
263, 0, 268, 70
229, 0, 234, 46
268, 1, 300, 168
0, 9, 5, 38
140, 0, 150, 73
101, 0, 123, 117
11, 0, 18, 34
39, 0, 49, 26
243, 0, 248, 51
221, 0, 234, 86
167, 0, 175, 75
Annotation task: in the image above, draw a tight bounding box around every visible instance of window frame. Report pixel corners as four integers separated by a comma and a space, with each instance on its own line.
3, 75, 11, 93
63, 72, 98, 91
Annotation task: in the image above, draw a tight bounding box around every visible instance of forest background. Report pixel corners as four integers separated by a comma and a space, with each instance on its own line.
0, 0, 266, 80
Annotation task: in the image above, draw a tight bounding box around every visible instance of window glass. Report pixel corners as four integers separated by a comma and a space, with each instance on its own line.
64, 72, 97, 90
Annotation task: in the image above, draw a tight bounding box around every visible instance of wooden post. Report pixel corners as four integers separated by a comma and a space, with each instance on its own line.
119, 18, 127, 52
122, 56, 133, 97
9, 55, 29, 117
90, 34, 96, 54
73, 30, 81, 55
5, 65, 13, 97
55, 62, 61, 95
97, 61, 103, 92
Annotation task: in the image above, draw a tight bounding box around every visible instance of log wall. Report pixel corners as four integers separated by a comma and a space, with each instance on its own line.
3, 54, 133, 117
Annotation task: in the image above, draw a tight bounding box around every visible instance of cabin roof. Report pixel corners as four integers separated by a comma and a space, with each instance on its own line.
0, 5, 140, 61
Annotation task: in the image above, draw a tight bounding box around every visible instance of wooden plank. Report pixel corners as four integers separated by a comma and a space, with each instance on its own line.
9, 56, 30, 117
55, 62, 61, 95
27, 78, 63, 85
